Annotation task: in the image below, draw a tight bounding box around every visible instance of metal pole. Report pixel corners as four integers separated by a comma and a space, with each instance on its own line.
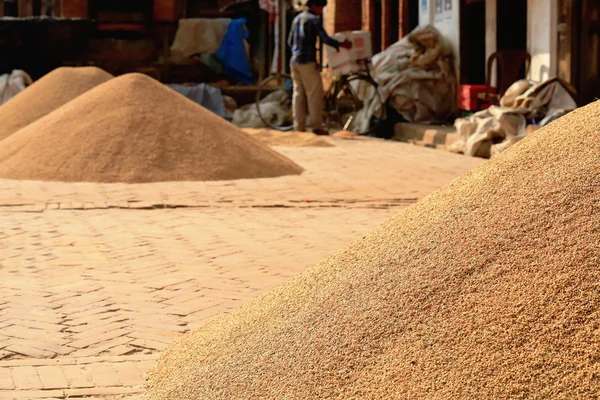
279, 0, 286, 74
163, 26, 170, 82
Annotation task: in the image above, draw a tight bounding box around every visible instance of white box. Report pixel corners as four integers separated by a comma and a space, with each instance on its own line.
330, 61, 362, 77
324, 30, 373, 68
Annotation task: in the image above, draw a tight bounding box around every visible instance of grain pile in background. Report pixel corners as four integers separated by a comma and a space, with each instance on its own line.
147, 102, 600, 399
0, 73, 303, 183
331, 130, 368, 139
0, 67, 113, 141
242, 128, 334, 147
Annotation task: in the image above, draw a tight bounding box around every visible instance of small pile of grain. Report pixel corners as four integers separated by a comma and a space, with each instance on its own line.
331, 130, 368, 139
242, 128, 334, 147
147, 101, 600, 399
0, 73, 302, 183
0, 67, 113, 141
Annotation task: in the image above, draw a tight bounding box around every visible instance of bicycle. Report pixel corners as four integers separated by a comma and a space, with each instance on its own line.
255, 59, 385, 135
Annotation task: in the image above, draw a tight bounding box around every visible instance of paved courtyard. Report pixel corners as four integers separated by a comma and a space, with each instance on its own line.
0, 138, 484, 399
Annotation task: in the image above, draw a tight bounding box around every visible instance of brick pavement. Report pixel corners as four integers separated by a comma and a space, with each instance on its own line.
0, 139, 483, 209
0, 355, 153, 398
0, 139, 484, 398
0, 208, 400, 360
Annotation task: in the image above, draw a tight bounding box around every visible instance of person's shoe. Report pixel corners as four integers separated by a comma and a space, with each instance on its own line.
312, 128, 329, 136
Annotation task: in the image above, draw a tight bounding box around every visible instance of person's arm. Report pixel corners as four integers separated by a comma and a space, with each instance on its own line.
311, 19, 352, 50
287, 20, 295, 48
310, 18, 341, 50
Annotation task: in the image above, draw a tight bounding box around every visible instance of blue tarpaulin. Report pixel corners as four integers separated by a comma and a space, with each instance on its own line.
167, 83, 226, 117
215, 18, 253, 85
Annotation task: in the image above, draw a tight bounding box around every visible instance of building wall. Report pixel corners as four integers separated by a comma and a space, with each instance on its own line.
60, 0, 86, 17
419, 0, 562, 86
418, 0, 460, 76
154, 0, 178, 20
434, 0, 460, 60
485, 0, 558, 82
361, 0, 416, 52
324, 0, 362, 34
58, 0, 185, 20
527, 0, 558, 81
485, 0, 496, 85
418, 0, 429, 25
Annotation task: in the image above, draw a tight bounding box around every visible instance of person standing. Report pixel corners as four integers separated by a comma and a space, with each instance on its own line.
287, 0, 351, 135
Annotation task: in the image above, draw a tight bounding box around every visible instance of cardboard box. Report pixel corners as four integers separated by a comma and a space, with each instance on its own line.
330, 62, 363, 77
324, 30, 373, 68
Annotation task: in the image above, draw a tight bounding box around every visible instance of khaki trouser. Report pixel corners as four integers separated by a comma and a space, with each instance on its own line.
291, 62, 324, 131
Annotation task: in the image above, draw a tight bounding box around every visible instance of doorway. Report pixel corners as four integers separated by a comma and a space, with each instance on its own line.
383, 0, 399, 47
88, 0, 153, 22
4, 1, 18, 16
408, 0, 419, 32
459, 0, 486, 84
496, 0, 527, 52
373, 0, 382, 51
495, 0, 528, 82
577, 0, 600, 104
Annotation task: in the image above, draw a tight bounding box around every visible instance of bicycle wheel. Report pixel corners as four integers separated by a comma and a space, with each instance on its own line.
329, 75, 385, 135
255, 73, 294, 131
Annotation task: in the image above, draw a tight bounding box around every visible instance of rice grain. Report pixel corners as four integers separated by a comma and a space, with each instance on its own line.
147, 101, 600, 399
0, 73, 303, 183
0, 66, 113, 141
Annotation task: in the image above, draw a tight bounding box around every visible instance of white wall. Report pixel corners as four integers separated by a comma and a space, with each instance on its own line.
486, 0, 558, 83
527, 0, 558, 81
419, 0, 461, 75
419, 0, 559, 85
485, 0, 497, 85
418, 0, 430, 26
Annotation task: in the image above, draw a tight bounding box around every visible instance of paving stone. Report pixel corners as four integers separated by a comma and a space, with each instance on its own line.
10, 366, 42, 390
71, 336, 134, 358
111, 362, 145, 386
71, 322, 131, 341
128, 325, 183, 339
85, 363, 121, 387
3, 338, 74, 356
36, 366, 69, 389
2, 319, 64, 333
134, 359, 157, 379
0, 309, 63, 324
66, 386, 144, 396
129, 339, 170, 351
106, 344, 136, 356
165, 299, 222, 317
69, 329, 131, 350
127, 331, 173, 345
62, 364, 94, 389
0, 388, 64, 398
1, 326, 67, 343
4, 344, 54, 359
0, 368, 14, 390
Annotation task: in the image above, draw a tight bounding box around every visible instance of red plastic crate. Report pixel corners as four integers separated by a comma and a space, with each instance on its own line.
459, 97, 491, 111
459, 84, 495, 111
459, 97, 478, 110
460, 84, 490, 98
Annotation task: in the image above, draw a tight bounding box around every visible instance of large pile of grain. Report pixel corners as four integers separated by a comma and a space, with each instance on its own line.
147, 102, 600, 399
0, 73, 302, 183
242, 128, 334, 147
0, 67, 113, 141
